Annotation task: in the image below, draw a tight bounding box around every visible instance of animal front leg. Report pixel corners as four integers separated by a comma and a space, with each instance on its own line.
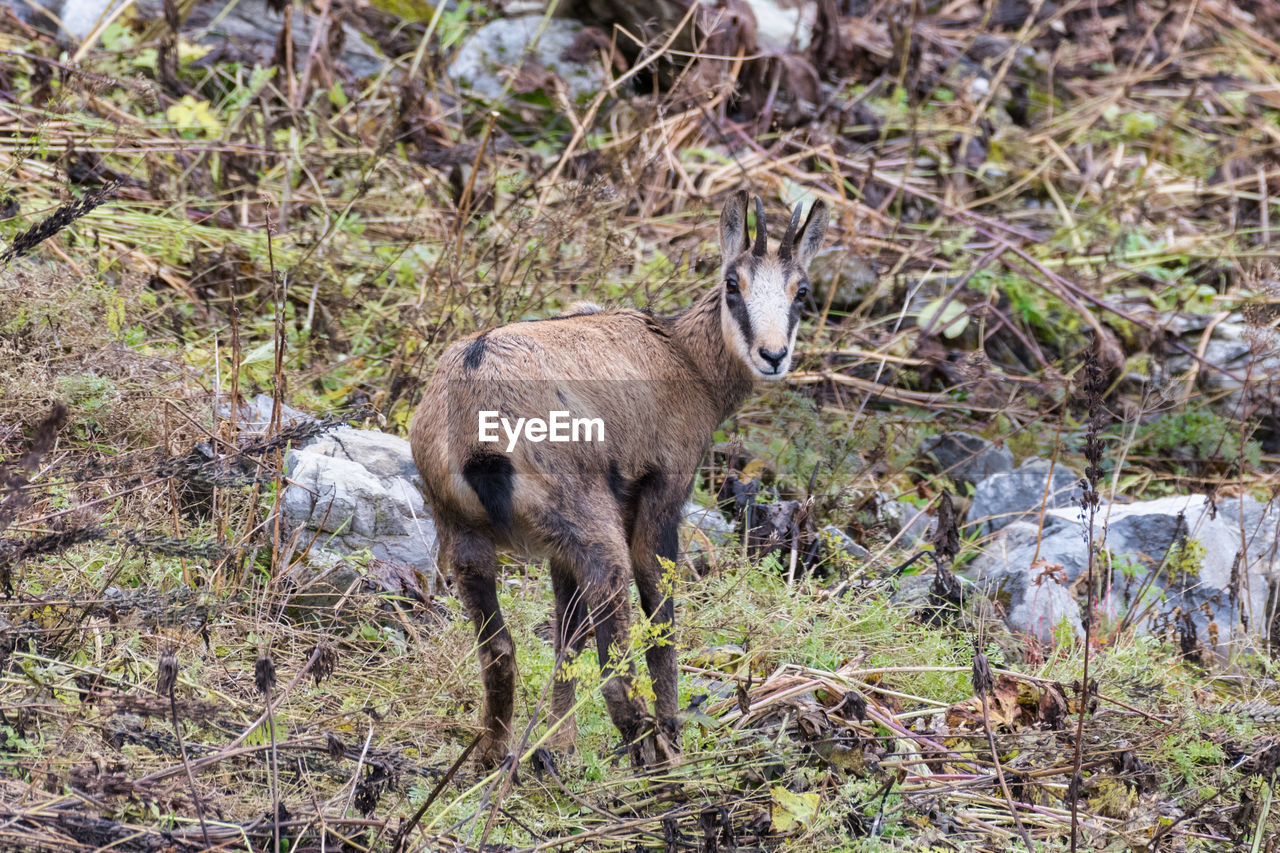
547, 559, 590, 752
556, 530, 656, 766
630, 498, 684, 764
586, 579, 657, 767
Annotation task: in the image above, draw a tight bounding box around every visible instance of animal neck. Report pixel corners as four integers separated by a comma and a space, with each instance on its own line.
667, 289, 755, 422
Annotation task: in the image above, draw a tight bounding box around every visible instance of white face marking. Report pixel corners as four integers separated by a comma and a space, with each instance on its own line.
723, 256, 800, 380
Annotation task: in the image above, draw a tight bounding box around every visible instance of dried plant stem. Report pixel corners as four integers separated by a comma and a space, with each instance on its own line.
391, 735, 481, 853
256, 650, 282, 853
980, 692, 1035, 849
268, 682, 281, 853
159, 652, 210, 849
1070, 343, 1106, 852
971, 649, 1034, 849
169, 691, 212, 848
458, 112, 497, 234
1069, 501, 1099, 852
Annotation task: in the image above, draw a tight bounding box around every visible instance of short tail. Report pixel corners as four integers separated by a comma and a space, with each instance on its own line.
461, 452, 515, 533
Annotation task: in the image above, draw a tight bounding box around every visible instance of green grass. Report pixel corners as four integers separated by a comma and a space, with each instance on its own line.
4, 2, 1280, 848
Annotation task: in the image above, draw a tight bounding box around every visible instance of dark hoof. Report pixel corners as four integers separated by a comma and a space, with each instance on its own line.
627, 724, 681, 770
651, 727, 682, 768
529, 746, 560, 781
477, 744, 513, 773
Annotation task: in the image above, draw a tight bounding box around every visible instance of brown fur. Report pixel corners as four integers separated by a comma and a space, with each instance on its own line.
409, 191, 828, 768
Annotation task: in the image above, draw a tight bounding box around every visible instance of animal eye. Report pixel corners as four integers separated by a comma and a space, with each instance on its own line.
795, 284, 808, 301
725, 275, 739, 294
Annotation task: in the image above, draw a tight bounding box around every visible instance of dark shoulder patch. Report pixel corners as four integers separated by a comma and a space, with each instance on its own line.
642, 314, 672, 338
463, 332, 489, 371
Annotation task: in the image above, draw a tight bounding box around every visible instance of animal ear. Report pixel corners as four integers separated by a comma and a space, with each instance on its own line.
792, 200, 829, 269
719, 190, 750, 263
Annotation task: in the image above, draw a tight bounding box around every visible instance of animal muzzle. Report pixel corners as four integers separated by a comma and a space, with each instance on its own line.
751, 341, 792, 377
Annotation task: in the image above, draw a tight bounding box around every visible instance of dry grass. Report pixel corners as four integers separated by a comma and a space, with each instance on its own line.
2, 0, 1280, 849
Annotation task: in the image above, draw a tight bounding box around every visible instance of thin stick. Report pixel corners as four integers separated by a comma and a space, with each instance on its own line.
391, 735, 481, 853
1070, 346, 1105, 852
977, 689, 1035, 850
163, 662, 210, 848
267, 674, 281, 853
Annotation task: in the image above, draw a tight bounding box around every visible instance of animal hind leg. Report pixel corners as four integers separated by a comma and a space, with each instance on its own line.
440, 520, 516, 769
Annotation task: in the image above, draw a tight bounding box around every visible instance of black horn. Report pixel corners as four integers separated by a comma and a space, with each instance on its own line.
752, 195, 767, 256
779, 202, 803, 260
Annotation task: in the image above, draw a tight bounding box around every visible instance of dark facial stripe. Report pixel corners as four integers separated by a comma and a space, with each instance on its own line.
726, 289, 754, 347
787, 275, 808, 338
787, 299, 802, 339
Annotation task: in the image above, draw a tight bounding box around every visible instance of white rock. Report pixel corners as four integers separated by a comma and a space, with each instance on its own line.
216, 393, 314, 436
967, 521, 1085, 642
282, 426, 439, 593
969, 493, 1278, 656
59, 0, 129, 40
739, 0, 816, 52
448, 16, 608, 103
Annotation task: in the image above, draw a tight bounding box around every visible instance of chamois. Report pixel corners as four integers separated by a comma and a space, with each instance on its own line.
409, 191, 829, 768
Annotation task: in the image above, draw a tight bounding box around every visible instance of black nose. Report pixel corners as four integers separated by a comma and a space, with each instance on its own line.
758, 347, 788, 370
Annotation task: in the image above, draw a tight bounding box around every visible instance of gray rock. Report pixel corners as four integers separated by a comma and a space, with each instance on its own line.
920, 432, 1014, 490
888, 570, 1006, 633
807, 249, 878, 313
302, 427, 421, 482
969, 493, 1278, 656
1215, 495, 1280, 566
283, 550, 443, 627
216, 393, 314, 435
15, 0, 387, 78
681, 500, 736, 567
882, 499, 934, 546
447, 16, 608, 103
1085, 495, 1269, 657
184, 0, 387, 78
888, 571, 935, 608
283, 549, 365, 619
683, 501, 734, 541
821, 525, 870, 560
1154, 318, 1280, 415
966, 521, 1085, 642
967, 458, 1084, 534
282, 426, 439, 593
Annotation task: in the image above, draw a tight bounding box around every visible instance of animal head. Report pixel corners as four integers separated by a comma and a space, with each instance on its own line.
717, 191, 829, 379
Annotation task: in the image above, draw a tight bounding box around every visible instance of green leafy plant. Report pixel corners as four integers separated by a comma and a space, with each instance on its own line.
1136, 410, 1261, 467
